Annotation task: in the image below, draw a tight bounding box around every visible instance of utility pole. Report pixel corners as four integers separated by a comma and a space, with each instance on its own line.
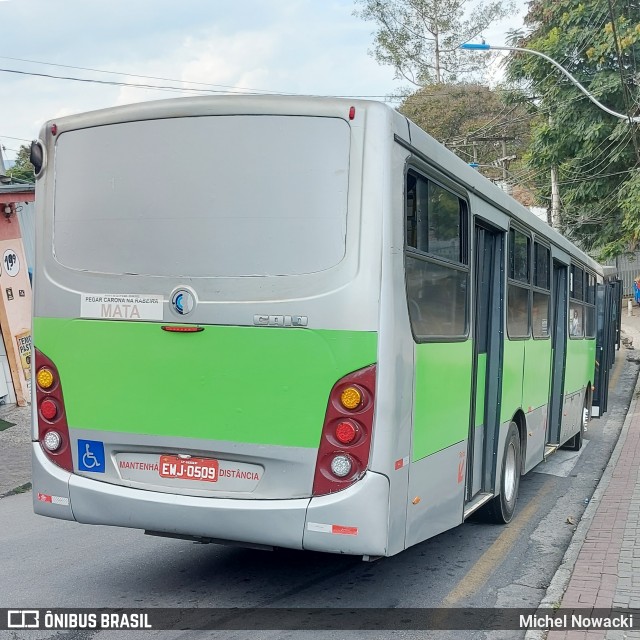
550, 165, 560, 228
468, 136, 516, 194
446, 139, 480, 163
548, 115, 560, 229
501, 139, 508, 183
0, 145, 9, 184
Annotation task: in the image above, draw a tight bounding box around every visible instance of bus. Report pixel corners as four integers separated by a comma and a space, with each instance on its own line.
30, 96, 615, 559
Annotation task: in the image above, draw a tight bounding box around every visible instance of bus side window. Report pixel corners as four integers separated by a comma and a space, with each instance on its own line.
507, 228, 531, 339
406, 256, 468, 337
569, 304, 584, 337
532, 291, 550, 338
507, 284, 530, 337
405, 170, 469, 340
427, 182, 463, 263
406, 172, 418, 249
532, 242, 551, 339
585, 273, 596, 337
569, 265, 585, 338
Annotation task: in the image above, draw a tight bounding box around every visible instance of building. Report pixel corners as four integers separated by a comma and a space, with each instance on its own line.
0, 146, 34, 405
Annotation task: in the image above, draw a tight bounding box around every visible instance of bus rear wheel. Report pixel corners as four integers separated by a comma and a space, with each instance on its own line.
486, 422, 521, 524
563, 423, 583, 452
563, 390, 590, 452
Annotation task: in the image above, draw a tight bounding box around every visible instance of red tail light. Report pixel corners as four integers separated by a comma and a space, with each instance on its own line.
312, 364, 376, 496
35, 348, 73, 472
335, 420, 358, 444
40, 398, 58, 420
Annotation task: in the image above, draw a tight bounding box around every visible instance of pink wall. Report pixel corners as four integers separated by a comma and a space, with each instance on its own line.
0, 208, 32, 405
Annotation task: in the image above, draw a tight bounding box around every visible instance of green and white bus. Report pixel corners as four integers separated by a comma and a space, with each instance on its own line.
31, 96, 613, 559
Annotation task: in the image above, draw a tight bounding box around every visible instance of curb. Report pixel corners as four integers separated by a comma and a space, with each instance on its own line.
0, 481, 32, 500
524, 354, 640, 640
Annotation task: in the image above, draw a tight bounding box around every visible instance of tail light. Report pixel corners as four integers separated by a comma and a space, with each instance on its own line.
312, 364, 376, 496
35, 348, 73, 472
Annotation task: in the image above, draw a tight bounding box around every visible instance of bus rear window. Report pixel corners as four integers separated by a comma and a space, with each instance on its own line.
52, 115, 350, 277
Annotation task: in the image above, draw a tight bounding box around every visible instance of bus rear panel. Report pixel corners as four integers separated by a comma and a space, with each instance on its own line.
33, 98, 392, 556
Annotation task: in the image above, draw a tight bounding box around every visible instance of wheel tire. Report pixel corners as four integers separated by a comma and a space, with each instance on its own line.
562, 391, 590, 452
486, 422, 521, 524
563, 423, 583, 451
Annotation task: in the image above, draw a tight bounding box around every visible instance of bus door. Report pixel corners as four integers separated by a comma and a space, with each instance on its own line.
592, 281, 617, 417
611, 279, 622, 351
467, 223, 503, 501
547, 260, 568, 443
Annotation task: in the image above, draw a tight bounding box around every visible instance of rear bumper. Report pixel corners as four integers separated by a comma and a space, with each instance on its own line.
32, 443, 391, 555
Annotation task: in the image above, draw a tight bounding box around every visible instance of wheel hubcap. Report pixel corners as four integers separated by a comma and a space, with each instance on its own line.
504, 442, 517, 504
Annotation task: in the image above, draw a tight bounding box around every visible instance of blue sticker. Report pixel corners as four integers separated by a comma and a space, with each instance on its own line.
78, 439, 105, 473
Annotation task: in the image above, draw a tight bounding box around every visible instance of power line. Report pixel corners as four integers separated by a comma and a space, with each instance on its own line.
0, 135, 31, 142
0, 55, 295, 96
556, 168, 635, 186
0, 60, 402, 100
0, 67, 237, 95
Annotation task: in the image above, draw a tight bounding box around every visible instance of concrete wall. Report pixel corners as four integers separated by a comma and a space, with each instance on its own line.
17, 201, 34, 276
608, 254, 640, 297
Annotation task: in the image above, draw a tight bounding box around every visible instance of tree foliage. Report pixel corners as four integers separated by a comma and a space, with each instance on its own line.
6, 145, 35, 184
399, 83, 532, 189
506, 0, 640, 258
355, 0, 514, 84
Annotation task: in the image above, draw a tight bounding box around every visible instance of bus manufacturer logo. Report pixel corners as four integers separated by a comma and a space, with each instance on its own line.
170, 288, 196, 316
253, 315, 308, 327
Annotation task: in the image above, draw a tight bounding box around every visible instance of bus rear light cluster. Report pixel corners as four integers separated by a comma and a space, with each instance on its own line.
312, 364, 376, 496
35, 348, 73, 471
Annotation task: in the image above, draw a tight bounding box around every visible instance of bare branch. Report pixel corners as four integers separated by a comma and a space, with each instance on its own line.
355, 0, 514, 85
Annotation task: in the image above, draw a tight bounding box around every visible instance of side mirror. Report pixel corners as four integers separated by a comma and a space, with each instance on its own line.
30, 140, 45, 177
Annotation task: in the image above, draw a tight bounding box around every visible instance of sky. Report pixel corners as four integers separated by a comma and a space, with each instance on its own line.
0, 0, 528, 165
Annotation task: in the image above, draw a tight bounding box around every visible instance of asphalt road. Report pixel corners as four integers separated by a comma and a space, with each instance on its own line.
1, 350, 638, 640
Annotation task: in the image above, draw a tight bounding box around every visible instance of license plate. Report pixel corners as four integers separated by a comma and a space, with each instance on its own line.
159, 455, 219, 482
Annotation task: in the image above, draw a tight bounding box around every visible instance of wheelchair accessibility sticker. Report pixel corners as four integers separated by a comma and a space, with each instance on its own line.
78, 439, 105, 473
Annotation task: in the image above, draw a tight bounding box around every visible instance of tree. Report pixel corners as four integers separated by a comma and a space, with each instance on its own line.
506, 0, 640, 258
6, 145, 35, 184
399, 83, 533, 192
354, 0, 514, 85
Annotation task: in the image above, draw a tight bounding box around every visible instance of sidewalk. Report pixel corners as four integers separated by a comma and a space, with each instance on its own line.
529, 304, 640, 640
0, 399, 31, 496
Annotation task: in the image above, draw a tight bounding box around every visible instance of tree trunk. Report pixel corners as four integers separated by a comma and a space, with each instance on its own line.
551, 165, 560, 228
434, 24, 441, 83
